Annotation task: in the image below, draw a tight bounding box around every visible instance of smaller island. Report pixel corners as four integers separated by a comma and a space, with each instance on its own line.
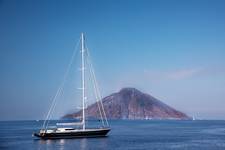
63, 88, 190, 120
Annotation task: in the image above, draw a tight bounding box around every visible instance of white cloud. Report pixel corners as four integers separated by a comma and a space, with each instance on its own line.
167, 68, 202, 80
142, 68, 203, 81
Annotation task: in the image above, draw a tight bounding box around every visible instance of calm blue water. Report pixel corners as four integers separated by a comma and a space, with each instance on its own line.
0, 120, 225, 150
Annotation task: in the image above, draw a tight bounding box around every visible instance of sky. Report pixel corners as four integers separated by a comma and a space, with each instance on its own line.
0, 0, 225, 120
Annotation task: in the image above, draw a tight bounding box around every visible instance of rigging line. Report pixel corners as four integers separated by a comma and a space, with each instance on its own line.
83, 39, 104, 126
45, 37, 81, 129
94, 73, 109, 126
90, 59, 109, 126
86, 51, 105, 126
92, 59, 109, 126
86, 47, 108, 126
45, 85, 63, 130
89, 65, 105, 126
42, 37, 81, 130
86, 47, 109, 126
85, 47, 105, 126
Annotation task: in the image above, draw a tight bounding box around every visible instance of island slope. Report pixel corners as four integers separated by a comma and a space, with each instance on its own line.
63, 88, 190, 120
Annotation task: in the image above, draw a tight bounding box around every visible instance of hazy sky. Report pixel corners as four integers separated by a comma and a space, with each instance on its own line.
0, 0, 225, 120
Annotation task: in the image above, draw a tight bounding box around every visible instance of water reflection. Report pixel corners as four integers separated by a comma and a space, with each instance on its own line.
80, 138, 87, 150
35, 137, 109, 150
59, 139, 66, 150
36, 138, 65, 150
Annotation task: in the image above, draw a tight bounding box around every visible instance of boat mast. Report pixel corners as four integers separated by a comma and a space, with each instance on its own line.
81, 33, 86, 130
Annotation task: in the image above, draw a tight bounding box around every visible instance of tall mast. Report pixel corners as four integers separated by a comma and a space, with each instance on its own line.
81, 33, 85, 130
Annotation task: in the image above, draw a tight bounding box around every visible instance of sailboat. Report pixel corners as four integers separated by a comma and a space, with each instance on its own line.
33, 33, 110, 139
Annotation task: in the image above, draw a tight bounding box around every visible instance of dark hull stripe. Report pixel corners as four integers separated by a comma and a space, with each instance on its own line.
33, 128, 110, 139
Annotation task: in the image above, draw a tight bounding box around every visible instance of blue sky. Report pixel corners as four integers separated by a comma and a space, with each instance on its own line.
0, 0, 225, 120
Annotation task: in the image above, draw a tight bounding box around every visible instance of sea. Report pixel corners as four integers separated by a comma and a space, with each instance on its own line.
0, 120, 225, 150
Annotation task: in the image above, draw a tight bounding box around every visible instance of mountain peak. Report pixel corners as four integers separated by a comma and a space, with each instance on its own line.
64, 88, 190, 120
119, 87, 142, 95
